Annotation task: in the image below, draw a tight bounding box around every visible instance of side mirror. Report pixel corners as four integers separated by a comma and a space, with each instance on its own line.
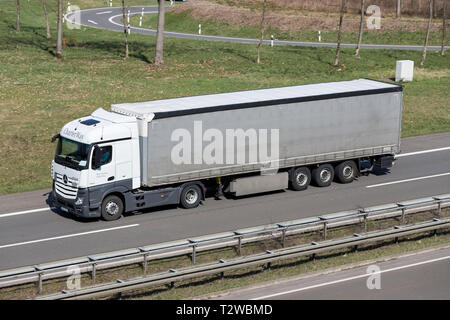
51, 133, 60, 143
92, 145, 103, 170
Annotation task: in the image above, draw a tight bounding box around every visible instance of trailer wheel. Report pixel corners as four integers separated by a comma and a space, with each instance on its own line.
312, 164, 334, 187
101, 195, 123, 221
180, 185, 202, 209
290, 167, 311, 191
335, 160, 357, 184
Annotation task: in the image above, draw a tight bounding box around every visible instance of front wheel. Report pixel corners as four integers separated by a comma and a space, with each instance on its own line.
180, 185, 202, 209
101, 195, 124, 221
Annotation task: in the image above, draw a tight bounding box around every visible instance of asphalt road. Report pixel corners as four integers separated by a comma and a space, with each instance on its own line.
211, 245, 450, 300
66, 6, 450, 51
0, 133, 449, 271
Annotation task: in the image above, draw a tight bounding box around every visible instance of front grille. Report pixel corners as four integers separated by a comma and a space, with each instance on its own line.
55, 173, 78, 199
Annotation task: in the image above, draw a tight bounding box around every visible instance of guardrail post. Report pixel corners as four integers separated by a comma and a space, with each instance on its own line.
92, 262, 97, 284
323, 221, 327, 240
237, 236, 242, 256
37, 271, 43, 294
437, 201, 441, 217
191, 244, 197, 264
281, 228, 286, 248
143, 253, 149, 275
401, 207, 406, 224
364, 214, 368, 233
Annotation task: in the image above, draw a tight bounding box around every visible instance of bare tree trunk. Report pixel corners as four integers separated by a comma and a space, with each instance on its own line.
420, 0, 433, 67
433, 0, 437, 18
442, 0, 447, 55
154, 0, 165, 66
16, 0, 20, 32
56, 0, 63, 59
122, 0, 129, 59
333, 0, 346, 67
396, 0, 401, 18
257, 0, 267, 64
355, 0, 365, 56
43, 0, 51, 39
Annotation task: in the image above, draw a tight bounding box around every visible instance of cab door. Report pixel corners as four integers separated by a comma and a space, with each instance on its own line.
88, 144, 116, 187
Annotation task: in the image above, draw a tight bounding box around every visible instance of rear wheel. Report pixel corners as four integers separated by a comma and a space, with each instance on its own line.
289, 167, 311, 191
101, 195, 123, 221
180, 184, 202, 209
312, 164, 334, 187
335, 160, 357, 184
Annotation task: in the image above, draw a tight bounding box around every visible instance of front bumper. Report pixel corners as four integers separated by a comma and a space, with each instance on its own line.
52, 185, 100, 218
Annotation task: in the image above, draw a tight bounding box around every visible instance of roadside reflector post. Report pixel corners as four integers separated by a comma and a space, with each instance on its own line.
109, 0, 112, 7
127, 24, 131, 34
67, 1, 71, 12
141, 7, 144, 16
198, 24, 201, 35
318, 30, 321, 42
127, 9, 130, 23
139, 15, 142, 27
271, 34, 274, 47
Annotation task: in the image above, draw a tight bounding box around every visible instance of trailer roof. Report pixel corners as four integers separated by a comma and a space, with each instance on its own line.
111, 79, 402, 119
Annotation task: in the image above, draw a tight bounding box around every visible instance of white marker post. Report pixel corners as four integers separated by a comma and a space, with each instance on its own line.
127, 24, 130, 34
109, 0, 112, 7
271, 35, 274, 47
318, 31, 321, 42
67, 1, 71, 12
170, 0, 173, 5
198, 24, 202, 35
127, 10, 130, 23
141, 8, 144, 16
139, 16, 142, 27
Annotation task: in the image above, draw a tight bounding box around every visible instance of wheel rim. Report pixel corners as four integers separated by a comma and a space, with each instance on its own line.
343, 165, 354, 179
105, 201, 119, 216
320, 168, 331, 182
185, 189, 198, 205
296, 172, 308, 186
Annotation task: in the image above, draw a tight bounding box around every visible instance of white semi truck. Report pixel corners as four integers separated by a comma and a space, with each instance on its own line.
51, 79, 403, 220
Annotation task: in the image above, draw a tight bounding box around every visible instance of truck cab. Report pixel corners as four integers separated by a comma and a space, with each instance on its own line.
51, 108, 140, 219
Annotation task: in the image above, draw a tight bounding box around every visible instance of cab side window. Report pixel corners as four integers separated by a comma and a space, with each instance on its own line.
100, 146, 112, 165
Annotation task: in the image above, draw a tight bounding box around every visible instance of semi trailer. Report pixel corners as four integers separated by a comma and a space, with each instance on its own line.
51, 79, 403, 220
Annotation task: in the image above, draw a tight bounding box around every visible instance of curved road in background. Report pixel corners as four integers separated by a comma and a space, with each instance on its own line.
67, 6, 449, 51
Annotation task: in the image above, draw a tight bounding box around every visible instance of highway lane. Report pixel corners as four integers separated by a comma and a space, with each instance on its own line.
213, 245, 450, 300
66, 6, 450, 51
0, 133, 449, 270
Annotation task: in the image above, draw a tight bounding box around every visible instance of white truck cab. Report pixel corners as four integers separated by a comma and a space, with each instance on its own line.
51, 108, 140, 219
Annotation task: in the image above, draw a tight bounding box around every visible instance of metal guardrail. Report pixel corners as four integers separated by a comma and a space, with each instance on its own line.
0, 193, 449, 292
36, 217, 450, 300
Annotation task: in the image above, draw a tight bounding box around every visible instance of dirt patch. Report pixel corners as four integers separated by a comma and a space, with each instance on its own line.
170, 0, 444, 32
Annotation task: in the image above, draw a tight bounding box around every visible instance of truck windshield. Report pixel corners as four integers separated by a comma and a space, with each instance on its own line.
55, 137, 90, 170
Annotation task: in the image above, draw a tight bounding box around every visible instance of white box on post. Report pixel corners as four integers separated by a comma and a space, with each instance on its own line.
395, 60, 414, 82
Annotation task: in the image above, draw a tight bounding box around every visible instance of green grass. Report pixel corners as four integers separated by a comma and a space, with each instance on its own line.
130, 8, 446, 46
0, 0, 449, 195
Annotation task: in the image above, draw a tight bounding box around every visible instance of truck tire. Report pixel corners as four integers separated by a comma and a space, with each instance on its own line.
101, 195, 123, 221
335, 160, 357, 184
180, 185, 202, 209
312, 164, 334, 187
290, 167, 311, 191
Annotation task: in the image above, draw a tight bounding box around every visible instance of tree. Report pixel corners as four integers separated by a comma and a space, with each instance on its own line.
396, 0, 401, 18
56, 0, 63, 59
354, 0, 365, 56
333, 0, 346, 67
16, 0, 20, 32
420, 0, 433, 67
43, 0, 51, 39
155, 0, 165, 66
257, 0, 268, 64
441, 0, 447, 56
122, 0, 129, 59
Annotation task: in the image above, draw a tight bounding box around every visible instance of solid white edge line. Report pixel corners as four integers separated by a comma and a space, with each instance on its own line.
0, 224, 140, 249
0, 207, 53, 218
366, 172, 450, 188
87, 19, 98, 25
396, 146, 450, 158
96, 11, 113, 15
251, 255, 450, 300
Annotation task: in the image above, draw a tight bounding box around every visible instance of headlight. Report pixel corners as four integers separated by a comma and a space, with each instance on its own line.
75, 197, 83, 205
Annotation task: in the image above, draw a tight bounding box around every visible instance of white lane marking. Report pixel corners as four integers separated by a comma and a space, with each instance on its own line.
87, 19, 98, 25
252, 255, 450, 300
96, 10, 112, 15
396, 146, 450, 158
0, 224, 139, 249
0, 207, 53, 218
366, 172, 450, 188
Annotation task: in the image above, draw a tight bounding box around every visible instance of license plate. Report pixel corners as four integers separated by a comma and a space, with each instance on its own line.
60, 206, 68, 212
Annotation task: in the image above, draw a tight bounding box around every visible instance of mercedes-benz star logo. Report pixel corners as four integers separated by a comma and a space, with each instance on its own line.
63, 175, 68, 184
